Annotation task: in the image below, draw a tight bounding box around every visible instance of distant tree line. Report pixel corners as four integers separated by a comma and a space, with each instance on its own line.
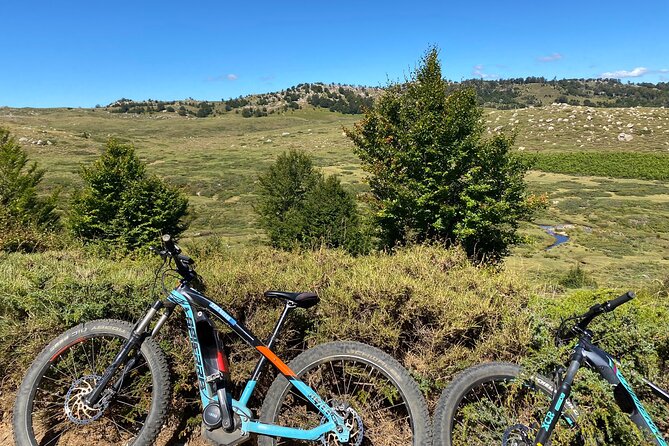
461, 78, 669, 108
109, 99, 182, 115
105, 78, 669, 117
221, 83, 376, 117
307, 88, 374, 114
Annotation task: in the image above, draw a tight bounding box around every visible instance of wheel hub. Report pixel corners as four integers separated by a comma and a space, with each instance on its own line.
64, 374, 107, 425
320, 401, 364, 446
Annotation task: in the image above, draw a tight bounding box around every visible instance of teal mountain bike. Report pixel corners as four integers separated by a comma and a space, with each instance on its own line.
434, 291, 668, 445
13, 235, 431, 446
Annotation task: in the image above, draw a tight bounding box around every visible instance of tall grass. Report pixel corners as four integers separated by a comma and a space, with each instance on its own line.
1, 243, 667, 443
0, 244, 532, 414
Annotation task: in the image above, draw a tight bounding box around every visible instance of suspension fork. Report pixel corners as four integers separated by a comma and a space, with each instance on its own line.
85, 299, 172, 406
534, 345, 585, 445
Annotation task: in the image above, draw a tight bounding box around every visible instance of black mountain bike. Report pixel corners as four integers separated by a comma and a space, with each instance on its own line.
434, 291, 669, 445
13, 235, 431, 446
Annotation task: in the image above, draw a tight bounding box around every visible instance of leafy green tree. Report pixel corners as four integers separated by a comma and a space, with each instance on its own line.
256, 150, 364, 252
345, 48, 538, 261
70, 139, 188, 249
301, 175, 366, 252
0, 128, 59, 251
256, 150, 318, 247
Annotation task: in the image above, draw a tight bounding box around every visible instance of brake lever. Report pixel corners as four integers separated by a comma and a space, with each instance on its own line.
552, 366, 566, 390
148, 246, 169, 258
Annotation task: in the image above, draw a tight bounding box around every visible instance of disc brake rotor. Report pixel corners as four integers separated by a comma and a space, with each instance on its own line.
64, 374, 107, 425
320, 401, 364, 446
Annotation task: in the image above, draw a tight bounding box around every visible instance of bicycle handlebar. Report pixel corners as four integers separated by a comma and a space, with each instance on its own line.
157, 234, 196, 282
604, 291, 635, 312
161, 234, 180, 256
576, 291, 635, 331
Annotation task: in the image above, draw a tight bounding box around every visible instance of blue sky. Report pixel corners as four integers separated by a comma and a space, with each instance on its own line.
1, 0, 667, 107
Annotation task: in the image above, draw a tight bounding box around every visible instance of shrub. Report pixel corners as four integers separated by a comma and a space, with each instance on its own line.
345, 47, 538, 261
559, 263, 597, 288
69, 139, 189, 249
255, 150, 365, 252
0, 128, 59, 252
300, 175, 367, 252
196, 102, 214, 118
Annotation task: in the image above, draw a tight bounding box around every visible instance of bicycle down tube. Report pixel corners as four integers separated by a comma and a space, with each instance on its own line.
167, 286, 350, 442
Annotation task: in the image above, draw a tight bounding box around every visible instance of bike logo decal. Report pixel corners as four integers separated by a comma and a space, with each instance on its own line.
540, 392, 566, 431
208, 301, 237, 326
170, 291, 214, 406
540, 409, 555, 431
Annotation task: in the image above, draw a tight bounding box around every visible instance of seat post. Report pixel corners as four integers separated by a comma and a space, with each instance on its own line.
250, 300, 296, 381
266, 300, 296, 349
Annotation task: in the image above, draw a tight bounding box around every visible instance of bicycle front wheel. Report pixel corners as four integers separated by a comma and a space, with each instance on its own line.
434, 362, 581, 446
13, 319, 170, 446
258, 341, 432, 446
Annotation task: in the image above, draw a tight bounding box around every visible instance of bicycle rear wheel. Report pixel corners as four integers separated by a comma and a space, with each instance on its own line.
13, 319, 170, 446
434, 362, 581, 446
258, 341, 432, 446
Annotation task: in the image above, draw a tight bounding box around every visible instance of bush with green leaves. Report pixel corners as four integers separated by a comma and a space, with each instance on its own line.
346, 48, 539, 261
0, 128, 59, 252
69, 139, 189, 249
559, 263, 598, 288
256, 150, 365, 252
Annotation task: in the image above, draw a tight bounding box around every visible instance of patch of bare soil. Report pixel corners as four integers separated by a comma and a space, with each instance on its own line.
0, 421, 12, 445
0, 390, 214, 446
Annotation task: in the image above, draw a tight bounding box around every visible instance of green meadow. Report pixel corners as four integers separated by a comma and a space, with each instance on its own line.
2, 104, 669, 287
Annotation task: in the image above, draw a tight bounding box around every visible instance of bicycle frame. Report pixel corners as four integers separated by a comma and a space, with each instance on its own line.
166, 284, 350, 442
535, 336, 668, 446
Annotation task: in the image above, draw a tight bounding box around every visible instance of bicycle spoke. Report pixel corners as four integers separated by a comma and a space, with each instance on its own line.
272, 357, 414, 445
26, 332, 155, 445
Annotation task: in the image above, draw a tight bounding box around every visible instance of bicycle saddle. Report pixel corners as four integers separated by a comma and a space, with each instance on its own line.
264, 291, 319, 309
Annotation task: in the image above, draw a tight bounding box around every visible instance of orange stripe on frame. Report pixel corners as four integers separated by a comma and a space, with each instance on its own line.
256, 346, 296, 377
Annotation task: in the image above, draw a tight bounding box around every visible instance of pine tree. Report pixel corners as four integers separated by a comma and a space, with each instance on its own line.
0, 128, 59, 251
256, 150, 365, 252
346, 47, 540, 261
70, 139, 188, 249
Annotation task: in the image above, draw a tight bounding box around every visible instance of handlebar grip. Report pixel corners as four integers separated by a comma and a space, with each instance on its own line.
604, 291, 635, 312
162, 234, 180, 256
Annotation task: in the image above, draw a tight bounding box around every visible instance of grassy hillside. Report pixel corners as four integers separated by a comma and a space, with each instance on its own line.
2, 104, 669, 287
0, 107, 361, 243
102, 79, 669, 114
